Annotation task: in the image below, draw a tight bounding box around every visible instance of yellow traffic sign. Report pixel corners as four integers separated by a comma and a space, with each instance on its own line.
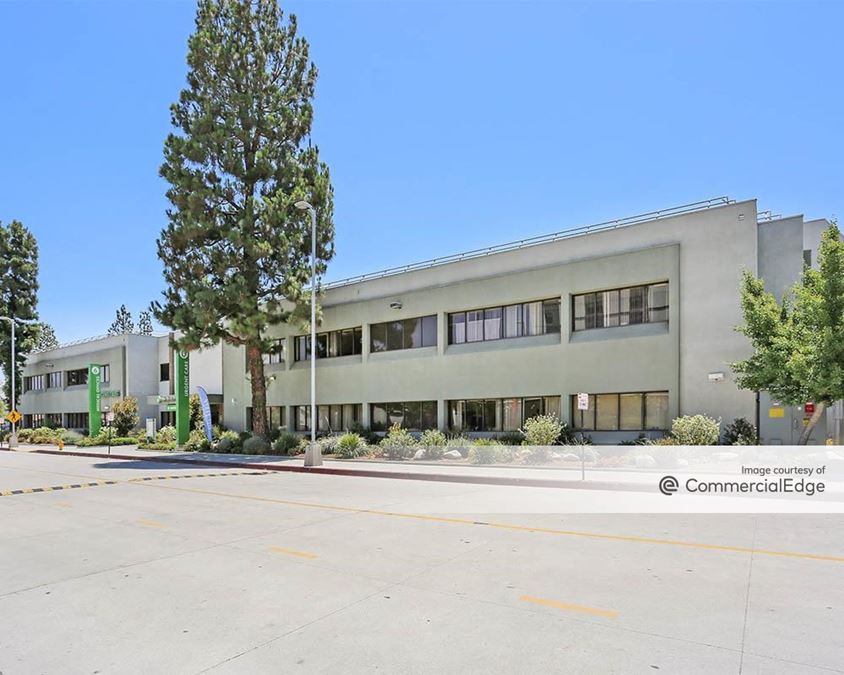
6, 410, 21, 424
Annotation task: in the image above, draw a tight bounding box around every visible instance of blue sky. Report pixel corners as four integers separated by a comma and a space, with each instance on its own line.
0, 1, 841, 342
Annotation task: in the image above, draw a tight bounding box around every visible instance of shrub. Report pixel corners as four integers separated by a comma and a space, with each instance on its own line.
184, 429, 211, 452
242, 436, 271, 455
292, 437, 309, 455
213, 429, 241, 454
670, 415, 721, 445
419, 429, 447, 447
273, 431, 300, 455
317, 435, 341, 455
156, 425, 177, 445
497, 430, 524, 446
468, 443, 514, 464
60, 429, 83, 445
111, 397, 140, 436
724, 418, 757, 446
139, 442, 176, 451
350, 423, 381, 446
521, 414, 563, 446
335, 433, 367, 459
472, 437, 500, 446
522, 446, 552, 465
380, 424, 417, 460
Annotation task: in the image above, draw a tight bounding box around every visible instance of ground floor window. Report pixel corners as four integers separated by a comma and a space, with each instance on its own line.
160, 411, 176, 429
246, 406, 288, 433
65, 412, 89, 429
448, 396, 561, 432
23, 413, 45, 428
370, 401, 437, 431
295, 404, 362, 433
571, 391, 669, 431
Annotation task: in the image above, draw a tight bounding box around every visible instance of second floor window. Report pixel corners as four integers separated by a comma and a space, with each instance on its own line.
572, 282, 668, 331
66, 368, 88, 386
263, 339, 286, 365
47, 371, 62, 388
370, 316, 437, 353
448, 298, 560, 344
295, 328, 362, 361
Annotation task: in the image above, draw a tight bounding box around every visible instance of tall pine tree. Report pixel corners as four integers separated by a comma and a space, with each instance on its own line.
154, 0, 334, 438
137, 310, 154, 335
0, 220, 40, 409
33, 323, 59, 352
107, 304, 135, 335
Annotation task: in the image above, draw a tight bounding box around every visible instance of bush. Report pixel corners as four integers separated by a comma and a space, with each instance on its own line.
335, 433, 367, 459
317, 435, 341, 455
156, 425, 177, 445
724, 418, 757, 446
60, 429, 83, 445
213, 429, 241, 454
111, 397, 140, 436
273, 431, 300, 455
521, 414, 563, 446
184, 429, 211, 452
497, 430, 525, 446
419, 429, 447, 447
670, 415, 721, 445
522, 446, 552, 465
473, 437, 500, 446
350, 423, 381, 446
468, 443, 514, 464
380, 423, 417, 460
139, 442, 176, 452
242, 436, 271, 455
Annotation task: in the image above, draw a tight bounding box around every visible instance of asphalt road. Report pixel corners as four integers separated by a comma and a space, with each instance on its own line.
0, 451, 842, 674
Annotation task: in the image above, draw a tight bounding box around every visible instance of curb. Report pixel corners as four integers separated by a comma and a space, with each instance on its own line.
25, 448, 654, 492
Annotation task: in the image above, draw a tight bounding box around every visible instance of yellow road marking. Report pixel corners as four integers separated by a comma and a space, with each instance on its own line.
520, 595, 619, 619
269, 546, 318, 560
136, 519, 166, 529
127, 482, 844, 564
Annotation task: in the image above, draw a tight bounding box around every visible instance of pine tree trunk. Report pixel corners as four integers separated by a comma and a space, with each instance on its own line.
798, 402, 826, 445
246, 341, 268, 438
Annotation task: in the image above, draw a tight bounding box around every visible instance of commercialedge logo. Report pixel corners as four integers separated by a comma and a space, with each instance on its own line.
659, 475, 826, 497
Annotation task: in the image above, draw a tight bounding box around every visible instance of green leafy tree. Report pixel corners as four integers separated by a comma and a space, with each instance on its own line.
154, 0, 334, 438
137, 310, 154, 335
0, 220, 40, 408
33, 323, 59, 352
111, 396, 140, 436
107, 304, 135, 335
733, 222, 844, 444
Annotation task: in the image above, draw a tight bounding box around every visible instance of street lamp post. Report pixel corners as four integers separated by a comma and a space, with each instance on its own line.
294, 199, 322, 467
0, 316, 18, 448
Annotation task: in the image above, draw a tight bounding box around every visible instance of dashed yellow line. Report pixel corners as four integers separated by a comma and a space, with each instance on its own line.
269, 546, 318, 560
130, 482, 844, 564
520, 595, 619, 619
0, 471, 267, 499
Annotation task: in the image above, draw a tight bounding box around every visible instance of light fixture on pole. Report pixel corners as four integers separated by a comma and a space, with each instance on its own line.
294, 199, 322, 467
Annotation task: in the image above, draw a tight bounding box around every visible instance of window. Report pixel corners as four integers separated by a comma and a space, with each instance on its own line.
47, 372, 62, 389
247, 406, 287, 432
262, 339, 285, 365
45, 413, 62, 427
66, 412, 89, 429
370, 316, 437, 353
294, 328, 362, 361
295, 403, 362, 432
370, 401, 437, 431
448, 298, 560, 345
99, 365, 110, 384
448, 396, 561, 432
803, 249, 812, 267
24, 374, 45, 392
23, 413, 45, 428
573, 283, 669, 332
571, 391, 669, 431
66, 368, 88, 386
160, 363, 170, 382
160, 411, 176, 429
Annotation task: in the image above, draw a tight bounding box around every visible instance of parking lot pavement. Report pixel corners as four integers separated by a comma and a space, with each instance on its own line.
0, 451, 842, 674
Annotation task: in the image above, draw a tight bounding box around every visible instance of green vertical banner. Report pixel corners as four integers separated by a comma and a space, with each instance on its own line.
175, 350, 190, 445
88, 364, 102, 437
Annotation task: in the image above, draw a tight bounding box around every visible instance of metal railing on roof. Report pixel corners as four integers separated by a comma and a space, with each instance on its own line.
323, 196, 734, 290
30, 331, 166, 355
757, 210, 783, 222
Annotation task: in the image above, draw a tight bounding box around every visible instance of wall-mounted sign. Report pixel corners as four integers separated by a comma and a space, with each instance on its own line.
101, 389, 121, 399
577, 393, 589, 411
804, 402, 815, 415
769, 407, 785, 419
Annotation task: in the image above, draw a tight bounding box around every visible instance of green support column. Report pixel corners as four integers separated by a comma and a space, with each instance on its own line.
175, 350, 190, 445
88, 364, 102, 437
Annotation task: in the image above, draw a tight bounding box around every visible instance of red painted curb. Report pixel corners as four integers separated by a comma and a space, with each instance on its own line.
24, 447, 651, 492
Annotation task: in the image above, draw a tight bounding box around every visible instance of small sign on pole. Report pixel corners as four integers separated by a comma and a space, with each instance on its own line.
804, 402, 815, 415
6, 410, 21, 425
577, 393, 590, 411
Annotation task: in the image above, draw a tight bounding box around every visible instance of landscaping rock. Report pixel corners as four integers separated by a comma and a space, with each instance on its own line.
635, 454, 656, 468
443, 450, 463, 460
413, 448, 426, 460
560, 452, 580, 461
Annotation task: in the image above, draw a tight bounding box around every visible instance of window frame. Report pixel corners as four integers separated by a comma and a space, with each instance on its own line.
570, 391, 669, 431
447, 298, 561, 345
572, 282, 669, 333
369, 316, 438, 353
